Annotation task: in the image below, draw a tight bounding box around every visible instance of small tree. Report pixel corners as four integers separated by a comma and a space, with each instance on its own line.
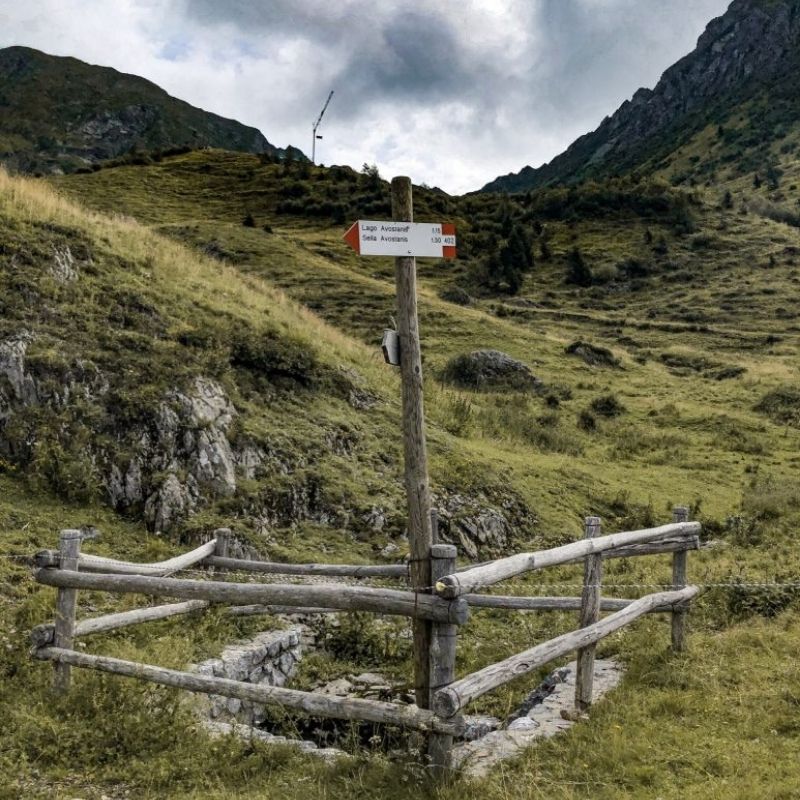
565, 248, 592, 287
360, 163, 381, 190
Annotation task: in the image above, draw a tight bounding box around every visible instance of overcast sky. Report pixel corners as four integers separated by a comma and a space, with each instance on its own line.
1, 0, 731, 193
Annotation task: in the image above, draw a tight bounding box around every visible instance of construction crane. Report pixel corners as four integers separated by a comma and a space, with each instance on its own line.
311, 90, 334, 165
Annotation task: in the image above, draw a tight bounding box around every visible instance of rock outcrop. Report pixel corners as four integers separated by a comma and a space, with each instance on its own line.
0, 331, 251, 531
483, 0, 800, 191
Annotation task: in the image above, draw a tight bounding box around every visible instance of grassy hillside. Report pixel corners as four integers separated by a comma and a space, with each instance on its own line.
1, 156, 800, 798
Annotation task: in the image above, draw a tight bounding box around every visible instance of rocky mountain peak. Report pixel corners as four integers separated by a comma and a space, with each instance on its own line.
483, 0, 800, 192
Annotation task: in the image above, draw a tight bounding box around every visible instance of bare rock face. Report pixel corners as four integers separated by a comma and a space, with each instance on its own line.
0, 333, 246, 532
0, 332, 38, 413
483, 0, 800, 191
144, 473, 198, 532
0, 331, 108, 423
592, 0, 800, 164
434, 491, 535, 560
50, 246, 80, 283
124, 377, 240, 531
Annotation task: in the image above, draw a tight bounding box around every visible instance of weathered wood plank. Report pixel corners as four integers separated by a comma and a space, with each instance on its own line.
34, 569, 469, 625
33, 647, 464, 736
204, 556, 409, 578
435, 522, 702, 598
53, 530, 81, 693
31, 601, 341, 648
575, 516, 602, 711
213, 529, 232, 559
464, 595, 638, 611
432, 586, 700, 717
225, 604, 338, 617
671, 506, 690, 652
428, 544, 459, 773
38, 539, 219, 577
392, 175, 435, 710
593, 535, 700, 561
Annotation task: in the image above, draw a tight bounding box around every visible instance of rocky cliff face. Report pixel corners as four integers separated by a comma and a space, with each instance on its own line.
0, 46, 298, 174
0, 329, 531, 555
483, 0, 800, 192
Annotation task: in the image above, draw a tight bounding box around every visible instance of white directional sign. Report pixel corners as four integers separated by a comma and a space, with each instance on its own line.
344, 220, 456, 258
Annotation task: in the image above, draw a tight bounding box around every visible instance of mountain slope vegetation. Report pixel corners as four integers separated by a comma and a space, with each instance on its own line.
1, 149, 800, 800
0, 46, 296, 175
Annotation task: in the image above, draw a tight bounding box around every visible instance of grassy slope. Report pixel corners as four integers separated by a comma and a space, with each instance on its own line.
56, 151, 800, 524
0, 157, 798, 797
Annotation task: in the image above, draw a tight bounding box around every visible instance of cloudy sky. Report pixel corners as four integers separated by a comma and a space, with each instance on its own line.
1, 0, 731, 193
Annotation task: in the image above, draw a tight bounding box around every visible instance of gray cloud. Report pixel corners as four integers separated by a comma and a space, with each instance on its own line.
182, 0, 503, 117
180, 0, 731, 142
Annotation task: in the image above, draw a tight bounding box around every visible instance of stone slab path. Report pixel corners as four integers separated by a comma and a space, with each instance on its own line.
451, 659, 624, 778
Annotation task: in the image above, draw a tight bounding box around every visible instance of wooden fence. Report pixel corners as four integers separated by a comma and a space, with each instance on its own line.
30, 508, 700, 774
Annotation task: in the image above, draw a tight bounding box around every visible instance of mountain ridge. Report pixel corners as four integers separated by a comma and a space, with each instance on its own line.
0, 45, 300, 174
482, 0, 800, 193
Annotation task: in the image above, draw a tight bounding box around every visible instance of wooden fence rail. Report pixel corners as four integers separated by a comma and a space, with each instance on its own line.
34, 568, 470, 624
33, 646, 465, 736
434, 522, 701, 598
30, 601, 354, 648
30, 509, 702, 775
203, 555, 409, 578
431, 585, 700, 718
35, 539, 218, 577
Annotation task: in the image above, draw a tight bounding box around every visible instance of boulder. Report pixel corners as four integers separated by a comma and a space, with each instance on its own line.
441, 350, 542, 392
565, 340, 621, 368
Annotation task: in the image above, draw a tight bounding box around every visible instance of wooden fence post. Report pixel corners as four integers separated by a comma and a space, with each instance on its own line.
671, 506, 690, 652
575, 516, 602, 712
428, 543, 458, 775
214, 527, 232, 559
392, 176, 434, 710
53, 529, 82, 693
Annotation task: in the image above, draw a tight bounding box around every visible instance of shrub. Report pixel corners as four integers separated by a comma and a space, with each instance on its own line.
724, 578, 800, 620
242, 212, 256, 228
755, 387, 800, 426
314, 612, 408, 665
590, 394, 626, 418
229, 324, 317, 387
440, 350, 542, 393
565, 341, 621, 368
577, 410, 596, 431
438, 285, 472, 305
565, 247, 592, 286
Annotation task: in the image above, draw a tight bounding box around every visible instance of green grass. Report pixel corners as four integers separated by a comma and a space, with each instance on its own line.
1, 154, 800, 798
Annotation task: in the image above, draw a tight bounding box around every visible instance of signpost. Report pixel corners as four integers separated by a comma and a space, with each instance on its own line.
344, 219, 456, 259
344, 187, 457, 770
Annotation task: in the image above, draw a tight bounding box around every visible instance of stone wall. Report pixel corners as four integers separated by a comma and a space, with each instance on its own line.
193, 625, 311, 726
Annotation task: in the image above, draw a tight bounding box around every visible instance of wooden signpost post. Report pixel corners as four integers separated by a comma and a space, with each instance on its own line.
344, 182, 457, 770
